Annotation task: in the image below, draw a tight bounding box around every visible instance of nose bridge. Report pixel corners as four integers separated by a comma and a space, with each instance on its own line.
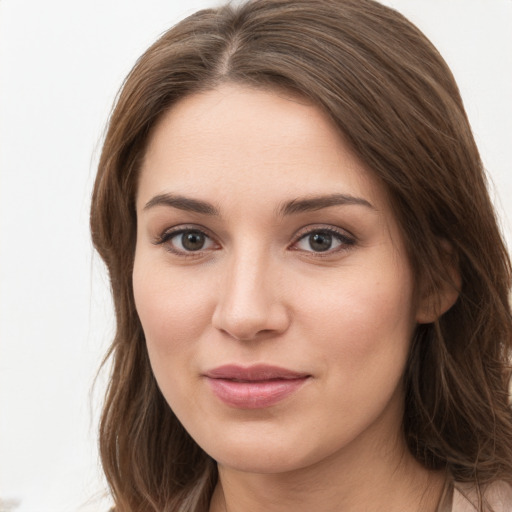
212, 241, 288, 340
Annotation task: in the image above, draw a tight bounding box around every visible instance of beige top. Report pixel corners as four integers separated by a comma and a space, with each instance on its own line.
437, 481, 512, 512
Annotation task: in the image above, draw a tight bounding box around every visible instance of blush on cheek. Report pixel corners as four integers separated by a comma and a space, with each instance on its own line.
135, 286, 214, 365
311, 281, 414, 370
140, 306, 200, 356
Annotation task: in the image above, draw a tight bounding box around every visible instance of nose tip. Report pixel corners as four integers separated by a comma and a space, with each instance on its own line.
212, 294, 290, 341
211, 260, 290, 341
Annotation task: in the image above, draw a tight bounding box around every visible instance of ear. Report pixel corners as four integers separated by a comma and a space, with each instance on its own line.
415, 240, 461, 324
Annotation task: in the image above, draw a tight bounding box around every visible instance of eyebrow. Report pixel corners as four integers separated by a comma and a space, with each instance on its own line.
143, 192, 374, 217
143, 193, 220, 215
278, 193, 374, 216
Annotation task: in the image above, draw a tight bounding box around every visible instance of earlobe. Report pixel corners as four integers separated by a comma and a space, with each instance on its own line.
415, 241, 461, 324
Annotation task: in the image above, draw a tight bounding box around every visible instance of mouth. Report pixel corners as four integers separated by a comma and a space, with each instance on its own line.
203, 364, 311, 409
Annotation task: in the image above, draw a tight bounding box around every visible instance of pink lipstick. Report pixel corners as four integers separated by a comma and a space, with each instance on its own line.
204, 364, 310, 409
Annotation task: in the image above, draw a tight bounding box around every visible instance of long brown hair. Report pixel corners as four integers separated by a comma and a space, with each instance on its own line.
90, 0, 512, 510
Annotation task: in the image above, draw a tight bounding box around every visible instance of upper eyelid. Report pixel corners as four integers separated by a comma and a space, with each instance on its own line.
291, 224, 355, 241
156, 224, 214, 242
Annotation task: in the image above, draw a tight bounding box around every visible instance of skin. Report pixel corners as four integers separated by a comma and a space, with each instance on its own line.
133, 84, 447, 511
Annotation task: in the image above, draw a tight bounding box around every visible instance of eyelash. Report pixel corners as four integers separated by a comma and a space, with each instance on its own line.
154, 226, 218, 258
154, 224, 356, 258
291, 226, 356, 256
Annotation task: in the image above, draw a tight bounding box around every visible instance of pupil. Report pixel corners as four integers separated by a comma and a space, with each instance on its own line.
309, 232, 332, 252
182, 232, 205, 251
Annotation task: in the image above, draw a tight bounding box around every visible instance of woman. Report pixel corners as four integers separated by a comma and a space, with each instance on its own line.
90, 0, 512, 510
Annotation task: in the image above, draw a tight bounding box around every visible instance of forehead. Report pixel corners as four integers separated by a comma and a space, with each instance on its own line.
138, 84, 388, 213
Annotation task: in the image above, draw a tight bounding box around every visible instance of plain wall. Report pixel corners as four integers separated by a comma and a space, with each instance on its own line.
1, 1, 511, 510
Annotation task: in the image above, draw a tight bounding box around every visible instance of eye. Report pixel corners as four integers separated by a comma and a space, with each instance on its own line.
155, 227, 217, 255
293, 228, 355, 254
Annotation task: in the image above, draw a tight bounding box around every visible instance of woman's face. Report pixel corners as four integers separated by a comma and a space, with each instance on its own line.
133, 84, 424, 474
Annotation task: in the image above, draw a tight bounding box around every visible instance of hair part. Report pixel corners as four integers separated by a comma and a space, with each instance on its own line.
91, 0, 512, 510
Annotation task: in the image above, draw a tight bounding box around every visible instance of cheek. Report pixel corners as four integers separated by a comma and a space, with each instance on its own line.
299, 262, 416, 373
132, 258, 215, 416
132, 254, 214, 359
293, 266, 416, 448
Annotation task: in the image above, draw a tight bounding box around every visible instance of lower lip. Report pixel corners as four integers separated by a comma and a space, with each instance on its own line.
206, 377, 309, 409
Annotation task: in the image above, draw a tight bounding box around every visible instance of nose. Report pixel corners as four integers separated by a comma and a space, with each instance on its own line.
211, 249, 291, 341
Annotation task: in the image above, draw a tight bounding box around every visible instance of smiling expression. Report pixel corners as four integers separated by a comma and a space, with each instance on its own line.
133, 84, 423, 474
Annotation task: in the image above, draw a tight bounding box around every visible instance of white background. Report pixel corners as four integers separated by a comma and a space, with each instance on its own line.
1, 1, 511, 511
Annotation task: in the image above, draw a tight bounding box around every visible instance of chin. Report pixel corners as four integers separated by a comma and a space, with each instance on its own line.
193, 420, 347, 476
213, 445, 316, 475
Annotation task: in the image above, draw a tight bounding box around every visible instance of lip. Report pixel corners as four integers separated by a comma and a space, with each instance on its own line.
203, 364, 311, 409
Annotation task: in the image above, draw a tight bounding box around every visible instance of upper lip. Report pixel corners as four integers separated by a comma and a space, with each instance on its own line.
204, 364, 310, 381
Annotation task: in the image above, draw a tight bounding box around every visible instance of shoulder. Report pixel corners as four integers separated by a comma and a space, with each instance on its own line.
453, 481, 512, 512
